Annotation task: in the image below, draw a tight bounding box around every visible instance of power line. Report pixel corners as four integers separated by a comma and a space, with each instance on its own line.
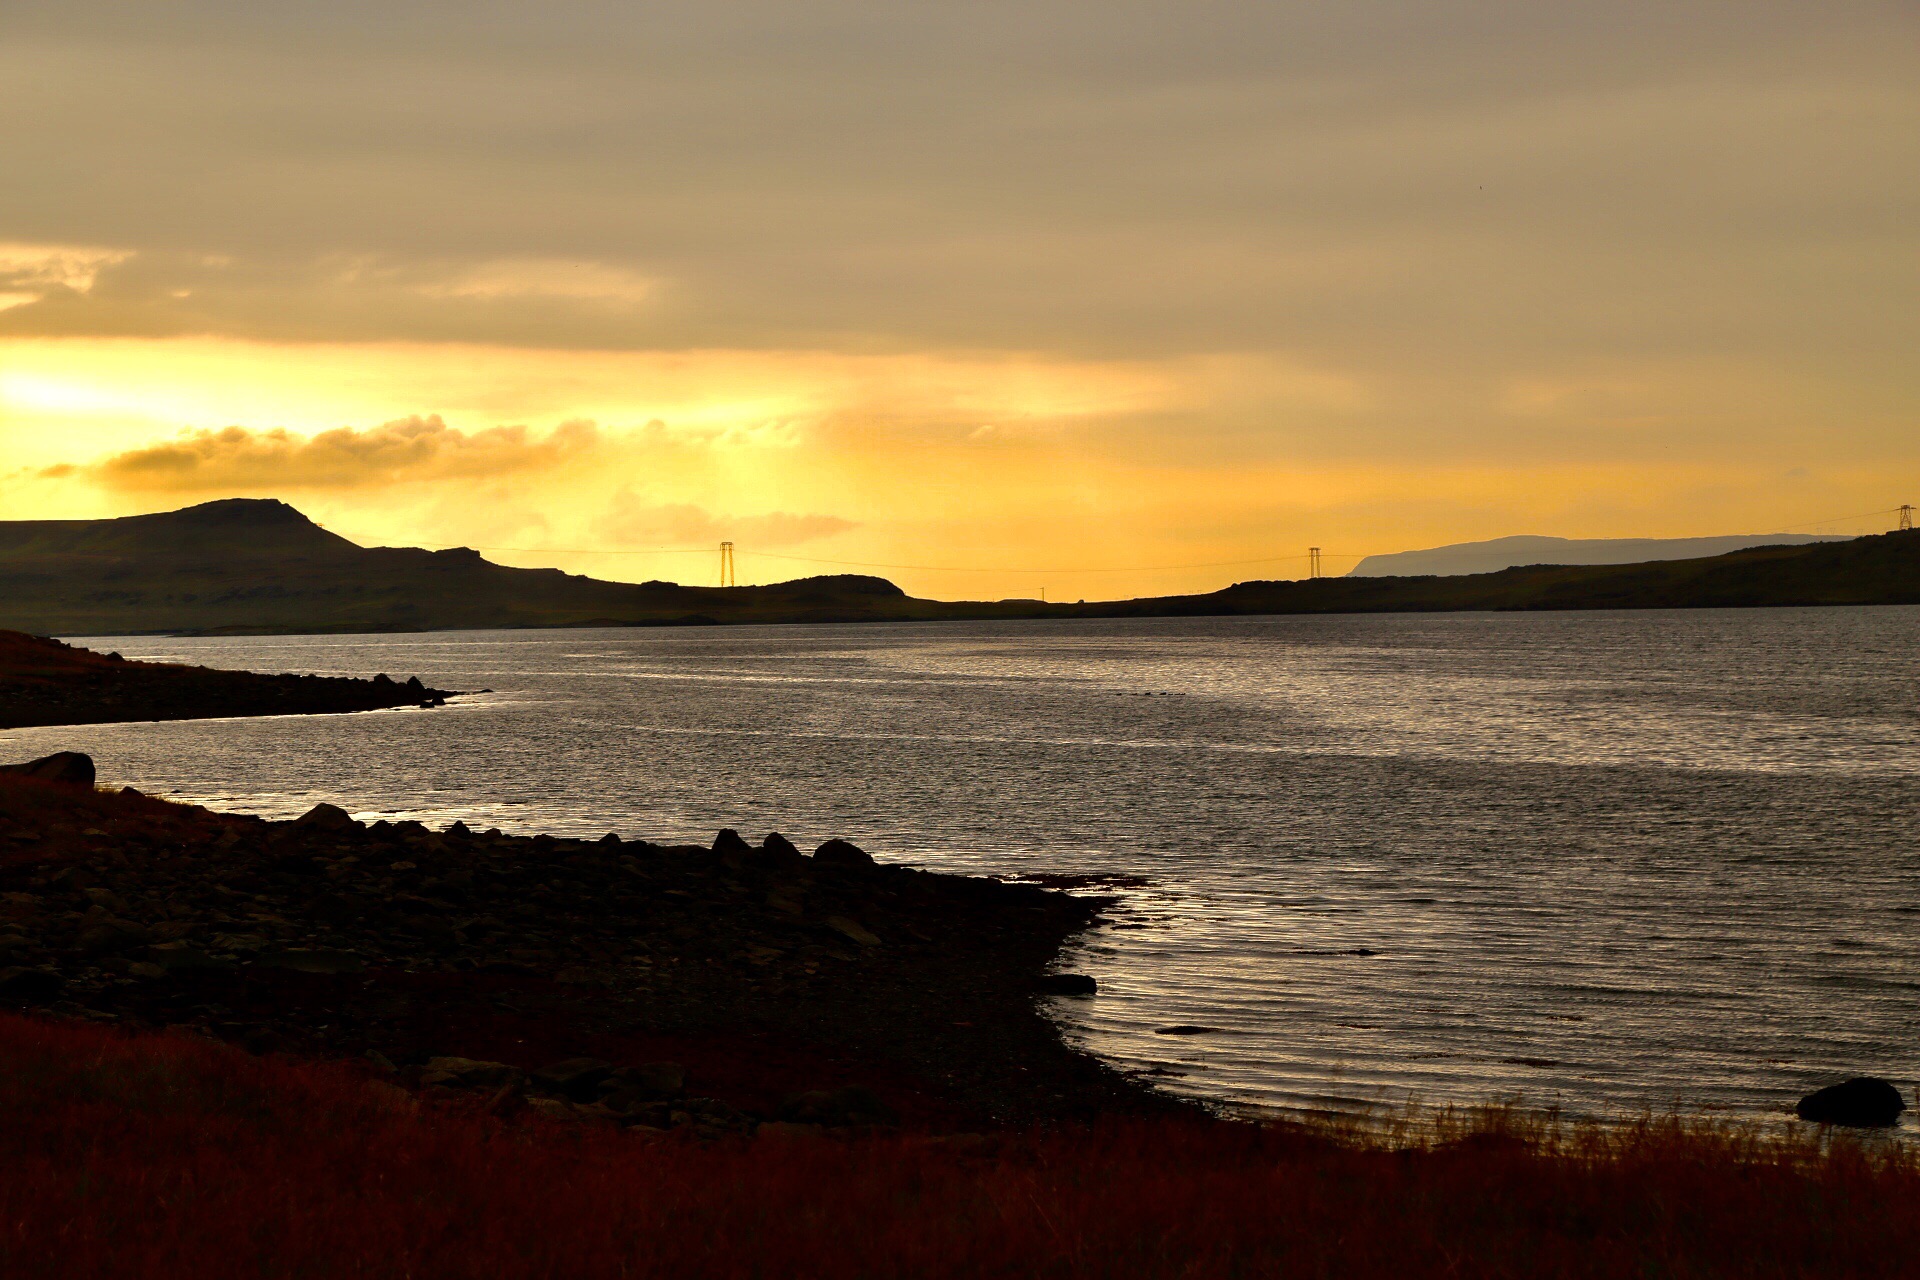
459, 543, 1367, 574
743, 549, 1368, 574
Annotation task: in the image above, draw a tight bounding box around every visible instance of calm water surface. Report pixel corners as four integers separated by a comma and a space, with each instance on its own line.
8, 609, 1918, 1124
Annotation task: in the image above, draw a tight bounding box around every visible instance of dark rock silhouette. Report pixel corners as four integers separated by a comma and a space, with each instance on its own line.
1796, 1077, 1906, 1126
296, 803, 359, 832
1037, 973, 1099, 995
815, 838, 875, 868
0, 752, 95, 787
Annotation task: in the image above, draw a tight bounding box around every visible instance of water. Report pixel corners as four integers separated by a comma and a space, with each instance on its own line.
7, 609, 1918, 1125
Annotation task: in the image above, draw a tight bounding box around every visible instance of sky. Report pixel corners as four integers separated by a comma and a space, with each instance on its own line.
1, 0, 1915, 599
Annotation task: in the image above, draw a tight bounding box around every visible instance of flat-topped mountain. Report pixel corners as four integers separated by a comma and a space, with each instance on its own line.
4, 500, 1917, 635
1349, 533, 1853, 578
0, 500, 909, 635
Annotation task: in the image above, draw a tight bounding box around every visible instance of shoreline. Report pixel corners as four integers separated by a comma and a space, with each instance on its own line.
0, 762, 1192, 1131
0, 630, 457, 733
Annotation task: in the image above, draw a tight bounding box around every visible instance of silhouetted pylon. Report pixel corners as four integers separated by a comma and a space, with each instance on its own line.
719, 541, 736, 586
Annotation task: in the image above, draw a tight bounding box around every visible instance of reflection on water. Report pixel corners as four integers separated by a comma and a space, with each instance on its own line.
7, 608, 1918, 1124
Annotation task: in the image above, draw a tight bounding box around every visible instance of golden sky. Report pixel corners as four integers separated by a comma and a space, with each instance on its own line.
2, 2, 1916, 599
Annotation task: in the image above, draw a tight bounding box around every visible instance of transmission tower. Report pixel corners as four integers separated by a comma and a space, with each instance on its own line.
1308, 547, 1323, 579
1901, 504, 1914, 532
718, 541, 736, 586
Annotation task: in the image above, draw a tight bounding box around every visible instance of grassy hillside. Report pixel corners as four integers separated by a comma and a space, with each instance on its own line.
4, 499, 1917, 635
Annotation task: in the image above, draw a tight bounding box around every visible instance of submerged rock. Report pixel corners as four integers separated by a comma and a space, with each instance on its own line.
1037, 973, 1098, 995
1796, 1077, 1907, 1127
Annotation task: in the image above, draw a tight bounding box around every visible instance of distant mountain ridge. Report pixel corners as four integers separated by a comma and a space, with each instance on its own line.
1349, 533, 1853, 578
2, 499, 1917, 635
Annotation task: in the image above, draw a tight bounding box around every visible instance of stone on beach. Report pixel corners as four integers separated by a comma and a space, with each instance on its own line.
0, 752, 96, 787
295, 802, 359, 831
1795, 1077, 1907, 1127
712, 828, 754, 856
1037, 973, 1098, 995
814, 838, 875, 868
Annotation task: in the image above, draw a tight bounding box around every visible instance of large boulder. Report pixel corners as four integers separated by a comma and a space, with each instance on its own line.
813, 838, 875, 869
295, 802, 359, 832
1796, 1077, 1907, 1127
0, 752, 95, 787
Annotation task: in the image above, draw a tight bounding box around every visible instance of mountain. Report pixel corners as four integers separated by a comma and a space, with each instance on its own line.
1348, 533, 1854, 577
3, 499, 1917, 636
0, 499, 913, 635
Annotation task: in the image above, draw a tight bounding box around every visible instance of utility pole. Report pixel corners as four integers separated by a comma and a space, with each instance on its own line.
1308, 547, 1322, 579
1901, 505, 1914, 532
718, 541, 736, 586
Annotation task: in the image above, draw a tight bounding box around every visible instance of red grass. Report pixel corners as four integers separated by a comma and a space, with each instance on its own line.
1, 1013, 1915, 1278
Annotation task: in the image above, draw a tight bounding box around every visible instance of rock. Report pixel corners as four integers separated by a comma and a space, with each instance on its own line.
1037, 973, 1098, 995
421, 1057, 526, 1090
813, 838, 875, 869
1796, 1077, 1907, 1127
531, 1057, 615, 1100
257, 948, 365, 974
597, 1061, 685, 1103
75, 919, 152, 953
712, 829, 754, 856
0, 752, 96, 787
825, 915, 882, 948
756, 1120, 826, 1140
778, 1086, 899, 1128
0, 966, 65, 1004
1153, 1025, 1220, 1036
524, 1097, 580, 1121
295, 803, 359, 831
762, 832, 801, 859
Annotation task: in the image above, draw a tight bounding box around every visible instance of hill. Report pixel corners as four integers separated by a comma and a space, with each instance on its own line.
0, 499, 920, 635
3, 500, 1918, 636
1348, 533, 1853, 577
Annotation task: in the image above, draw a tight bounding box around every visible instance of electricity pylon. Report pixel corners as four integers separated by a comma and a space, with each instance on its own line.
1308, 547, 1323, 579
1901, 505, 1914, 532
719, 541, 736, 586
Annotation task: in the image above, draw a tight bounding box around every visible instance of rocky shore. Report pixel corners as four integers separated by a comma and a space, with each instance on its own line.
0, 758, 1185, 1133
0, 629, 454, 731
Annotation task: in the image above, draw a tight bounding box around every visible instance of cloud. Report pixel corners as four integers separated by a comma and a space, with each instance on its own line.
79, 416, 601, 491
410, 257, 656, 304
0, 241, 131, 311
594, 489, 856, 548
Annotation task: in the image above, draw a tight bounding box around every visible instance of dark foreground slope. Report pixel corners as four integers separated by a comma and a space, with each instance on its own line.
5, 1014, 1918, 1280
0, 630, 452, 730
4, 499, 1917, 635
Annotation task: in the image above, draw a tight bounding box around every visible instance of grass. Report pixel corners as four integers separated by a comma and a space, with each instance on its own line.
0, 1012, 1914, 1278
